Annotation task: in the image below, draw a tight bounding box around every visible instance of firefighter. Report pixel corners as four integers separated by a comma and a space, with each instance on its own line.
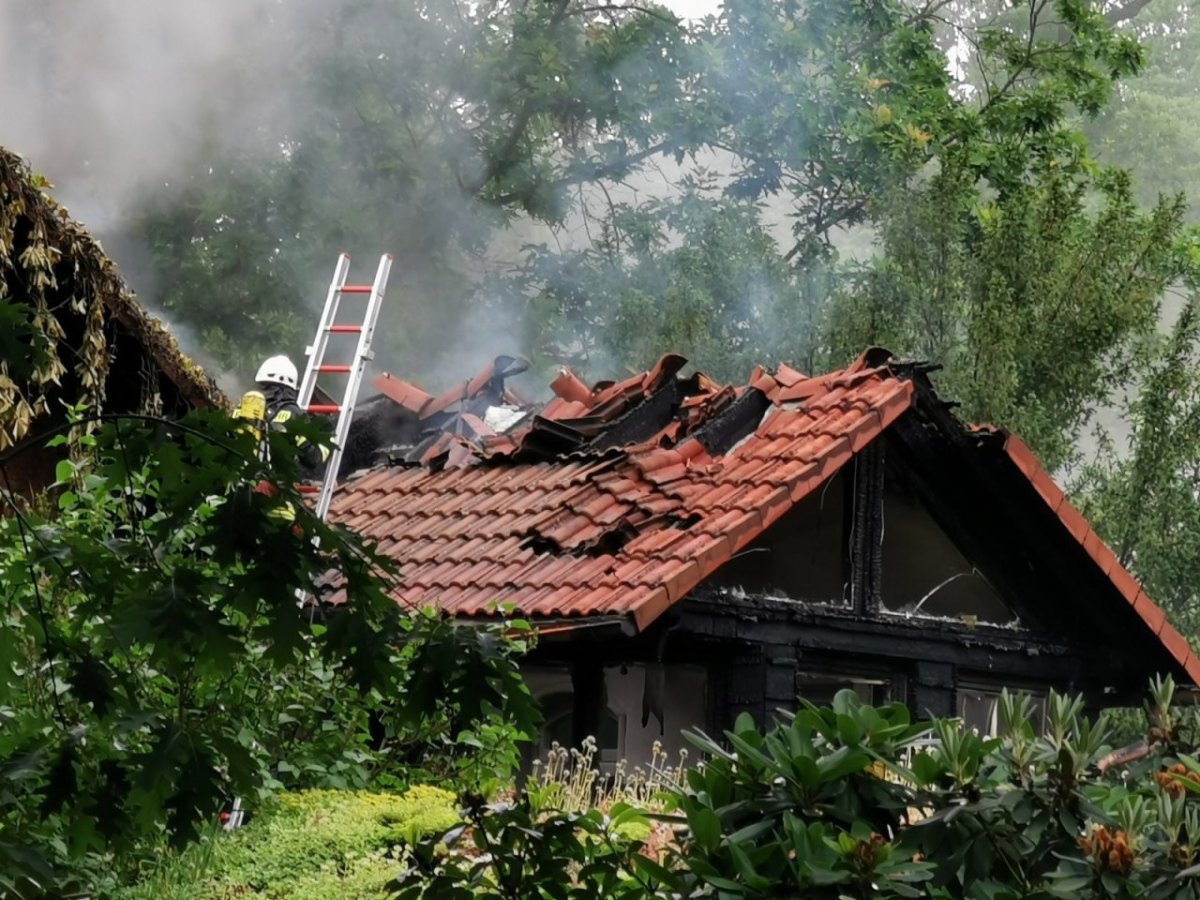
250, 355, 331, 477
233, 355, 332, 522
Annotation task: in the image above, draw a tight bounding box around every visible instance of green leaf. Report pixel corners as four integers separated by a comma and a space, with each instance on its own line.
688, 806, 722, 853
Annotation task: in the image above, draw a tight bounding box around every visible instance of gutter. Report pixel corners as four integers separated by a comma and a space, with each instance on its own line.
532, 614, 638, 640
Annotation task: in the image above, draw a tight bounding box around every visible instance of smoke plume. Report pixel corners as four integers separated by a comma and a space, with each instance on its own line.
1, 2, 303, 220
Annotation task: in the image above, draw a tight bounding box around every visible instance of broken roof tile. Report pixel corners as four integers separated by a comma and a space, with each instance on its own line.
551, 367, 592, 405
329, 350, 1195, 685
373, 372, 433, 415
773, 362, 807, 387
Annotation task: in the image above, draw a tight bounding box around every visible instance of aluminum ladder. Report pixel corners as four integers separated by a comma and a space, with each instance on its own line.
223, 254, 390, 834
296, 252, 393, 522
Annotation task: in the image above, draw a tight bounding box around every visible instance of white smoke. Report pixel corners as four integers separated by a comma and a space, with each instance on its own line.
0, 0, 298, 227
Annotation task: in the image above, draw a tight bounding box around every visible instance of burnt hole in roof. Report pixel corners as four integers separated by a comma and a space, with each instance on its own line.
518, 416, 589, 460
518, 512, 696, 559
520, 524, 635, 558
669, 512, 701, 530
590, 522, 638, 556
520, 532, 563, 556
588, 376, 685, 451
693, 387, 772, 456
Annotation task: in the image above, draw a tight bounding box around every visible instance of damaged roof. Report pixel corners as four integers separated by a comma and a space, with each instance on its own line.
0, 145, 225, 449
329, 347, 1200, 684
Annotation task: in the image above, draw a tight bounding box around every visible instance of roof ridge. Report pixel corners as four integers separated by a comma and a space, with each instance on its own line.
1003, 434, 1200, 684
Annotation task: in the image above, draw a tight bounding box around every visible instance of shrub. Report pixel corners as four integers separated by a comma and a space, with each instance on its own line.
0, 412, 538, 892
392, 791, 666, 899
396, 677, 1200, 898
118, 785, 458, 899
530, 736, 689, 814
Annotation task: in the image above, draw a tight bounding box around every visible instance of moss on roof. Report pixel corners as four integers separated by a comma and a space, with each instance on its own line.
0, 145, 226, 450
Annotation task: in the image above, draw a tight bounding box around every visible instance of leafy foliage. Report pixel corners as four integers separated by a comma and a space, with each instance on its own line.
0, 412, 537, 895
117, 786, 458, 899
668, 693, 935, 897
830, 162, 1199, 471
398, 681, 1200, 899
394, 791, 664, 900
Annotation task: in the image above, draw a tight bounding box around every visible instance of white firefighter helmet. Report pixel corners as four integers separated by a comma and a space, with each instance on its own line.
254, 355, 299, 389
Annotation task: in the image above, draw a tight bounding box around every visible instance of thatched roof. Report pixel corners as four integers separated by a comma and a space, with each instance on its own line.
0, 146, 225, 451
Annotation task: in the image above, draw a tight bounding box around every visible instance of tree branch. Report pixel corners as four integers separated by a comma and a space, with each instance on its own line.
465, 0, 573, 197
484, 137, 677, 207
1104, 0, 1155, 26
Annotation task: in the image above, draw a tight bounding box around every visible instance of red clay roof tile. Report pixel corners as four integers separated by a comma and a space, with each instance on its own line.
328, 352, 1196, 684
1132, 588, 1165, 633
551, 368, 592, 405
373, 372, 433, 415
622, 586, 664, 630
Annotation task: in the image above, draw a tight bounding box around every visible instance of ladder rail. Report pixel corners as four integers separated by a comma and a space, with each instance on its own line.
297, 253, 352, 410
235, 253, 386, 830
313, 254, 392, 522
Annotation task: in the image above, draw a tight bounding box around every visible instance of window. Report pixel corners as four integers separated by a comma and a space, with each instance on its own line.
957, 687, 1000, 736
796, 672, 891, 707
957, 685, 1046, 736
707, 470, 849, 605
880, 477, 1016, 624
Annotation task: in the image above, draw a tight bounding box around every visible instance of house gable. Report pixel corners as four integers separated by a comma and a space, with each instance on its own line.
329, 348, 1198, 695
702, 458, 1020, 625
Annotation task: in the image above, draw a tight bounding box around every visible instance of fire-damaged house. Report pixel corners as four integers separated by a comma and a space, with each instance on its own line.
328, 348, 1200, 765
0, 146, 226, 499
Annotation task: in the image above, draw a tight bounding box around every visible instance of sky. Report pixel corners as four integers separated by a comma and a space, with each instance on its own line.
662, 0, 721, 18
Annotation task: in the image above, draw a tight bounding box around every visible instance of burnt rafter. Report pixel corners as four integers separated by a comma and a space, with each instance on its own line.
847, 442, 885, 613
680, 591, 1107, 685
692, 386, 772, 456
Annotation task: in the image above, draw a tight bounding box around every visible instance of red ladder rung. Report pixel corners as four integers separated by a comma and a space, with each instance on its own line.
308, 404, 340, 414
340, 285, 372, 294
318, 364, 351, 373
327, 325, 362, 333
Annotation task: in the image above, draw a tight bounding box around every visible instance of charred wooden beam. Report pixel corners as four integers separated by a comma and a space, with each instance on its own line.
721, 647, 769, 731
848, 444, 885, 613
569, 652, 605, 748
912, 661, 955, 718
693, 387, 772, 456
680, 592, 1096, 686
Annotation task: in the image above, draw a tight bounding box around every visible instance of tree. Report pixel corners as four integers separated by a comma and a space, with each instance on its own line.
1076, 286, 1200, 635
0, 411, 537, 894
126, 0, 1035, 384
1086, 0, 1200, 212
124, 0, 696, 379
513, 0, 1155, 387
827, 162, 1196, 471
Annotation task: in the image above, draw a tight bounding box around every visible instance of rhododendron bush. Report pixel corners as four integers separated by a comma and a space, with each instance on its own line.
396, 676, 1200, 899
